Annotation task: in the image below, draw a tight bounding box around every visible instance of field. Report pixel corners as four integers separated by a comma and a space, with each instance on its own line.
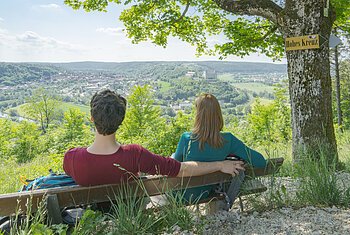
232, 82, 276, 94
60, 102, 90, 114
218, 73, 276, 94
5, 102, 90, 117
157, 80, 172, 93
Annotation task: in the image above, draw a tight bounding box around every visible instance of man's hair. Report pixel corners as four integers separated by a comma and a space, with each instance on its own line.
90, 89, 127, 135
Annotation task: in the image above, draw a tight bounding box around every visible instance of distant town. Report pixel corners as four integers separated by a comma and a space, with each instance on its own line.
0, 61, 288, 120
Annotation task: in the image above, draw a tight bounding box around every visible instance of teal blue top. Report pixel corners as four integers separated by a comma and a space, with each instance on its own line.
172, 132, 267, 202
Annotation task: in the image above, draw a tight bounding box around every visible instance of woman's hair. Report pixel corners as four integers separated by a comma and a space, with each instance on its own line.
192, 93, 224, 150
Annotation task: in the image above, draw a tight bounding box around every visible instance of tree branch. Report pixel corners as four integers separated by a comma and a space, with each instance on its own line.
160, 0, 191, 23
258, 25, 278, 41
213, 0, 283, 25
177, 0, 191, 22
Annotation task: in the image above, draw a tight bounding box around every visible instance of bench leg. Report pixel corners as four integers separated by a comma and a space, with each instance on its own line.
238, 196, 244, 212
46, 194, 63, 225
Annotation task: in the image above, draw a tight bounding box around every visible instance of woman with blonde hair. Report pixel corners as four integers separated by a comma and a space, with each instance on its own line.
173, 93, 266, 203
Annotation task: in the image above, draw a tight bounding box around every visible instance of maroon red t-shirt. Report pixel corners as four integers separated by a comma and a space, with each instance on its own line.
63, 144, 181, 186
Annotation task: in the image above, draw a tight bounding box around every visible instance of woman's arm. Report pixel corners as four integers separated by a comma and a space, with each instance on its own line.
229, 134, 267, 168
173, 134, 186, 162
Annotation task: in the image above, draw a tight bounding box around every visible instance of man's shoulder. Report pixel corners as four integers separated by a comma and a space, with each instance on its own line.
64, 147, 87, 157
120, 144, 145, 154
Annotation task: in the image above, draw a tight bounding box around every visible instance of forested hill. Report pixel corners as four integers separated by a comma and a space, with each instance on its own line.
54, 61, 287, 74
0, 63, 60, 85
0, 61, 287, 85
0, 61, 286, 86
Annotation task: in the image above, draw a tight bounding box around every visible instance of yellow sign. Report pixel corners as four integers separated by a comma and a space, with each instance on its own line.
285, 34, 320, 51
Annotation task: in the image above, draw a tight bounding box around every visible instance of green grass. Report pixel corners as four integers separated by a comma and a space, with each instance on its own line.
248, 131, 350, 211
217, 73, 236, 82
157, 81, 172, 93
59, 102, 90, 114
232, 82, 276, 93
218, 73, 276, 95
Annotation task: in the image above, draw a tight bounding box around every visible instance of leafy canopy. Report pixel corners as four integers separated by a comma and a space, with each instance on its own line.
65, 0, 349, 60
64, 0, 285, 59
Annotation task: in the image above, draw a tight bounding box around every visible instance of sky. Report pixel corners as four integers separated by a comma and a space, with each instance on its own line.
0, 0, 285, 63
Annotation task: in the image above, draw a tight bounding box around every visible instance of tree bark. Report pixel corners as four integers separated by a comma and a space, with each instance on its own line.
213, 0, 338, 162
283, 1, 337, 162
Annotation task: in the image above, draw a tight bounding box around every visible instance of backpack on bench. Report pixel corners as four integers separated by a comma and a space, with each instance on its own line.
21, 169, 76, 191
18, 170, 82, 227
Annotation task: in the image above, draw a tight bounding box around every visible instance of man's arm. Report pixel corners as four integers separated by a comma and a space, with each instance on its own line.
177, 160, 245, 177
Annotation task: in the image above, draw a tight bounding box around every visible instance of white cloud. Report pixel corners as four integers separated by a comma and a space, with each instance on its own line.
31, 4, 62, 12
96, 27, 125, 36
0, 17, 4, 22
0, 28, 85, 61
38, 4, 61, 9
16, 31, 82, 51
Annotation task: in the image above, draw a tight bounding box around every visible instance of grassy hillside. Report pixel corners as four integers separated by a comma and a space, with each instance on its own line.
233, 82, 276, 93
5, 102, 90, 117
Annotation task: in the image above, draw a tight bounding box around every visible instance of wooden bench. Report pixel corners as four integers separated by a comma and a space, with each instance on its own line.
0, 158, 284, 225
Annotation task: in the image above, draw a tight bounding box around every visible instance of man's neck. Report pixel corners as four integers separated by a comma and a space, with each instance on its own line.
87, 132, 121, 155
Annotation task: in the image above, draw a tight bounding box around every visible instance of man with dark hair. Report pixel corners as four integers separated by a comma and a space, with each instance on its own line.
63, 89, 244, 186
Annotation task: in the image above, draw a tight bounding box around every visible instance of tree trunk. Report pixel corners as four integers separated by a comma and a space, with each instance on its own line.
334, 44, 343, 132
283, 1, 337, 162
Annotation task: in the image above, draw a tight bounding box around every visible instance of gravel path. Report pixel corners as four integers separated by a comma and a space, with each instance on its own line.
170, 173, 350, 235
203, 206, 350, 235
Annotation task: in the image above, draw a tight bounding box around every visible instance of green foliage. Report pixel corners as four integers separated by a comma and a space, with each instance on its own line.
23, 88, 62, 133
215, 17, 284, 59
0, 119, 14, 158
120, 85, 164, 141
339, 60, 350, 128
108, 183, 163, 234
0, 109, 92, 193
72, 209, 108, 235
332, 0, 350, 30
0, 63, 59, 85
333, 60, 350, 130
8, 196, 53, 235
157, 76, 248, 109
63, 108, 88, 142
243, 86, 291, 145
0, 154, 64, 194
153, 111, 193, 156
162, 191, 197, 232
12, 121, 41, 163
64, 0, 286, 59
64, 0, 350, 60
119, 85, 192, 156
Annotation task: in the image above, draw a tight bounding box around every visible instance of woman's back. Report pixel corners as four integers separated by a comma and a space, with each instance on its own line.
173, 131, 266, 202
174, 131, 266, 168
